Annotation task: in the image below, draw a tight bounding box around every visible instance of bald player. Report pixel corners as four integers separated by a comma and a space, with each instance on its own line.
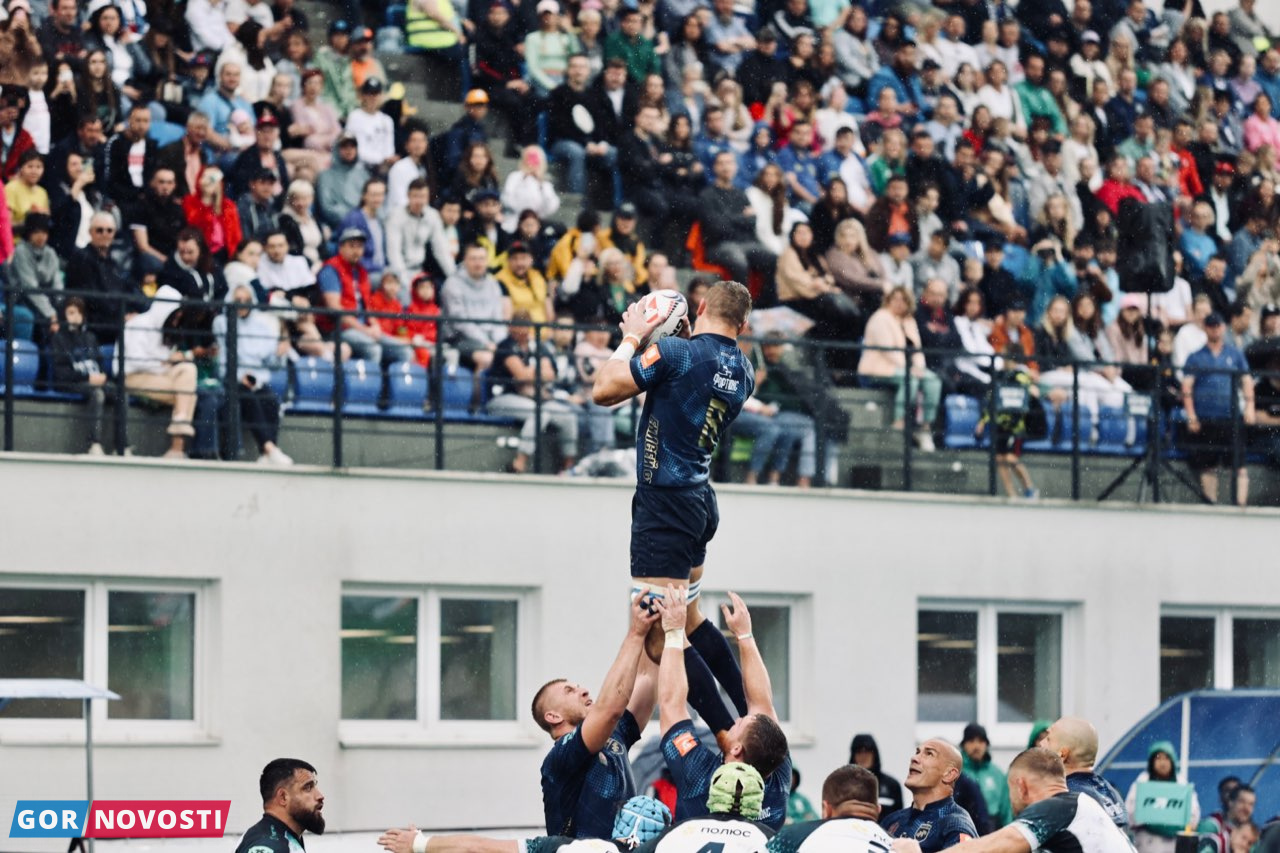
769, 765, 915, 853
951, 749, 1136, 853
1039, 717, 1128, 829
881, 740, 978, 851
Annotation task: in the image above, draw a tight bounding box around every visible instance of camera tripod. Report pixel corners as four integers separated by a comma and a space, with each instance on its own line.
1096, 392, 1211, 504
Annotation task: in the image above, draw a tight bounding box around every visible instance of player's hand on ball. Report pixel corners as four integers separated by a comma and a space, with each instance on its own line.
619, 301, 664, 346
660, 584, 687, 631
721, 591, 752, 637
629, 592, 661, 635
376, 825, 417, 853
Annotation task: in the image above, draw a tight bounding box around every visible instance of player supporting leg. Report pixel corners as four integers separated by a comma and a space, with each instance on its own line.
531, 598, 661, 839
655, 585, 792, 830
591, 281, 755, 693
377, 796, 671, 853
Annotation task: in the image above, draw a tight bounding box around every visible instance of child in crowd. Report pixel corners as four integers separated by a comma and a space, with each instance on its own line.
405, 273, 440, 369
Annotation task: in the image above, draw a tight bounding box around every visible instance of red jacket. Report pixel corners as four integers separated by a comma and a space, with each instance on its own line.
405, 295, 440, 368
316, 254, 371, 334
366, 291, 407, 338
181, 192, 242, 258
1095, 178, 1145, 216
0, 128, 35, 183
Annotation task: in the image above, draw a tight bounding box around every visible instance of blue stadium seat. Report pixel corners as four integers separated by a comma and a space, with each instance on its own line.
943, 394, 981, 449
1053, 401, 1090, 451
386, 3, 405, 26
1094, 406, 1129, 454
386, 361, 429, 418
342, 359, 382, 416
0, 340, 40, 395
441, 366, 474, 413
292, 357, 335, 413
266, 368, 291, 403
100, 344, 119, 378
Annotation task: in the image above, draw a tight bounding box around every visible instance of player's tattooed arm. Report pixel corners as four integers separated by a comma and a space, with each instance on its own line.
722, 592, 778, 722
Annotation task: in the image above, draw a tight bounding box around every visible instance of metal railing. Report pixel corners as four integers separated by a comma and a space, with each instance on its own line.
3, 283, 1276, 503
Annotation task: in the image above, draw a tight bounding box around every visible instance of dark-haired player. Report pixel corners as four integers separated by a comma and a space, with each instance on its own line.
592, 281, 755, 738
234, 758, 325, 853
655, 585, 792, 831
531, 598, 660, 839
768, 765, 904, 853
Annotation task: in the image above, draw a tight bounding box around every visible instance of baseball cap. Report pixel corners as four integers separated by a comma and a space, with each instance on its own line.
255, 112, 279, 129
1261, 304, 1280, 322
1216, 160, 1235, 175
337, 133, 358, 146
352, 26, 373, 41
921, 58, 942, 71
1082, 30, 1100, 43
328, 18, 351, 35
360, 77, 384, 95
471, 187, 501, 203
1204, 312, 1225, 327
190, 51, 213, 68
707, 762, 765, 820
251, 166, 277, 183
612, 797, 670, 848
962, 723, 990, 745
615, 202, 638, 219
337, 227, 368, 244
887, 233, 913, 247
756, 24, 779, 43
536, 0, 558, 12
508, 240, 531, 256
464, 88, 490, 106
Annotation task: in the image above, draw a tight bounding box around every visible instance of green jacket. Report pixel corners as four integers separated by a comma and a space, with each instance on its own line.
603, 31, 661, 82
314, 45, 357, 119
963, 752, 1014, 829
1014, 80, 1067, 136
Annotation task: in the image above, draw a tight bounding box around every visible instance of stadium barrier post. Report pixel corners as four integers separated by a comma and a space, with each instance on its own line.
811, 340, 828, 488
1230, 368, 1241, 504
225, 302, 241, 460
331, 306, 344, 468
433, 320, 445, 471
986, 355, 997, 497
1071, 362, 1081, 501
1149, 368, 1161, 504
902, 342, 913, 493
3, 282, 13, 451
114, 303, 127, 455
532, 317, 544, 475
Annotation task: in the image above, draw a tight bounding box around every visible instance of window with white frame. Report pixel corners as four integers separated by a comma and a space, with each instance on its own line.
703, 593, 801, 723
0, 582, 201, 726
340, 587, 528, 741
1160, 608, 1280, 701
917, 603, 1068, 740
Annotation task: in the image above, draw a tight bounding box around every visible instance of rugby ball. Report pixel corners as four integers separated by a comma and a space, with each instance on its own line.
639, 289, 689, 344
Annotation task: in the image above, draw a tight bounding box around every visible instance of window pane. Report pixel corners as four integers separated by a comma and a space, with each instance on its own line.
0, 588, 85, 718
718, 605, 790, 721
108, 592, 195, 720
440, 599, 517, 721
342, 596, 418, 720
1161, 616, 1215, 701
1233, 619, 1280, 688
997, 613, 1061, 723
917, 610, 977, 722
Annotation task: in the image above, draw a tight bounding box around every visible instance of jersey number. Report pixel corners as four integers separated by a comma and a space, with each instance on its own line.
693, 844, 725, 853
698, 398, 729, 451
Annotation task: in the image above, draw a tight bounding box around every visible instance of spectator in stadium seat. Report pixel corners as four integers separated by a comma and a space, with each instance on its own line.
524, 0, 579, 98
279, 180, 325, 272
496, 241, 553, 327
345, 78, 398, 174
912, 228, 961, 301
735, 28, 785, 110
1040, 717, 1129, 829
825, 218, 888, 323
197, 63, 255, 159
48, 297, 109, 455
698, 150, 777, 285
865, 174, 918, 253
183, 166, 243, 265
337, 177, 387, 278
867, 41, 925, 129
547, 54, 623, 197
257, 229, 316, 302
486, 310, 579, 473
598, 204, 647, 285
229, 113, 288, 201
315, 135, 370, 233
385, 125, 433, 210
774, 120, 820, 213
620, 104, 678, 246
604, 7, 660, 83
317, 227, 381, 362
365, 272, 416, 366
161, 229, 228, 303
859, 286, 942, 451
473, 3, 540, 153
880, 740, 977, 850
547, 209, 604, 284
131, 168, 186, 275
67, 211, 144, 345
121, 285, 198, 458
386, 178, 454, 285
100, 103, 156, 214
459, 188, 513, 269
501, 145, 560, 232
238, 167, 284, 242
6, 212, 61, 334
156, 112, 213, 200
1199, 784, 1256, 853
313, 19, 355, 117
961, 723, 1013, 830
4, 149, 48, 234
213, 284, 293, 465
443, 242, 506, 371
1125, 742, 1202, 853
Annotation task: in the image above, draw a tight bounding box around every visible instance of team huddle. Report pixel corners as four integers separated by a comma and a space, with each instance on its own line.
232, 281, 1141, 853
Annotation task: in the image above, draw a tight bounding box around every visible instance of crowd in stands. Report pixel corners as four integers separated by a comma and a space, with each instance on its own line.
3, 0, 1280, 490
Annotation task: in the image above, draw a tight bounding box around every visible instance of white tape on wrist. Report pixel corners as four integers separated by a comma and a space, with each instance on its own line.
412, 832, 431, 853
610, 340, 637, 362
665, 628, 685, 649
737, 632, 754, 642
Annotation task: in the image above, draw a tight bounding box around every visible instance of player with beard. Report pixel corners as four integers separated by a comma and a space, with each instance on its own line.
235, 758, 325, 853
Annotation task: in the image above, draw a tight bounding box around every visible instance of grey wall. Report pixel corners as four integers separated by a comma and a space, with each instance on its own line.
0, 455, 1276, 849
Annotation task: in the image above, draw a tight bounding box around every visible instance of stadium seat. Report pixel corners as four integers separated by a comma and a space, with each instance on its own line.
441, 366, 474, 413
0, 340, 40, 395
99, 344, 119, 378
342, 359, 382, 416
1053, 402, 1090, 451
266, 368, 291, 404
292, 357, 336, 414
386, 361, 429, 418
1094, 407, 1128, 454
943, 394, 981, 449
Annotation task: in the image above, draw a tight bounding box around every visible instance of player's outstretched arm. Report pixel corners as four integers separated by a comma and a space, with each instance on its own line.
592, 303, 663, 406
627, 652, 660, 730
658, 584, 691, 736
582, 597, 660, 753
378, 826, 519, 853
721, 592, 777, 722
948, 825, 1031, 853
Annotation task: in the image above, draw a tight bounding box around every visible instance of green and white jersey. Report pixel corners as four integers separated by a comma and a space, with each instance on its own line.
634, 814, 774, 853
767, 817, 894, 853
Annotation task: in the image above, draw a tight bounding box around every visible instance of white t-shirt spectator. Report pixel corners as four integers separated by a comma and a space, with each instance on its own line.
186, 0, 233, 51
224, 0, 274, 29
344, 108, 395, 170
23, 89, 50, 154
500, 171, 560, 232
258, 253, 316, 293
